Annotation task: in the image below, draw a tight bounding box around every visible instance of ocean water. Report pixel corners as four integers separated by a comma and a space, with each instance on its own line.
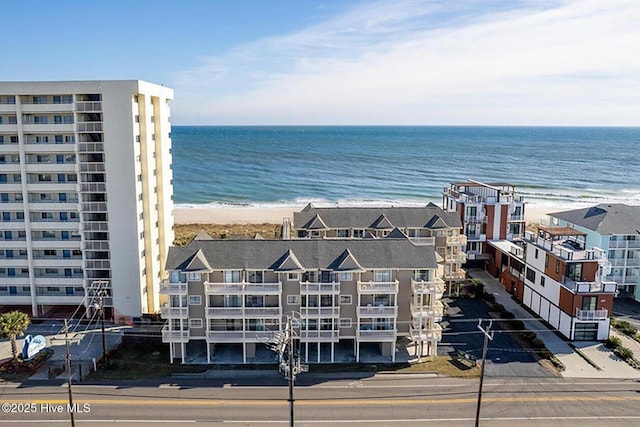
171, 126, 640, 209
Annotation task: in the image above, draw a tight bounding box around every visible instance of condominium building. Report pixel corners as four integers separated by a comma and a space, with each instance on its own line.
547, 204, 640, 301
443, 180, 526, 262
289, 203, 466, 285
488, 225, 616, 341
0, 80, 174, 319
160, 234, 444, 364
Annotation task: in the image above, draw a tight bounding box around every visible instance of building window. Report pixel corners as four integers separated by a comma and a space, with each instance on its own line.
188, 295, 201, 305
187, 273, 201, 281
224, 270, 241, 283
540, 276, 545, 287
352, 229, 364, 238
339, 295, 352, 305
286, 295, 300, 305
336, 229, 349, 238
374, 270, 391, 282
526, 267, 536, 283
555, 260, 560, 274
339, 318, 352, 328
534, 248, 539, 259
189, 319, 203, 328
339, 272, 353, 281
545, 254, 549, 268
287, 272, 299, 281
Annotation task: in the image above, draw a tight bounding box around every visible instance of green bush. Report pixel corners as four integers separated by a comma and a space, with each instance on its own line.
614, 346, 634, 361
604, 336, 621, 349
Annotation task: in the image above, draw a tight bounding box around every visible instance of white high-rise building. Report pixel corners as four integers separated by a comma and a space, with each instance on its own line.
0, 80, 174, 320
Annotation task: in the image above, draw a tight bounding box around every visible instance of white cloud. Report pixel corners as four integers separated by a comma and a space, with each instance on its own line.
171, 0, 640, 125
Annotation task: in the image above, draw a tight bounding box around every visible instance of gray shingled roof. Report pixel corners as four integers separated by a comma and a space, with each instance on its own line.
293, 203, 462, 230
166, 237, 437, 271
549, 203, 640, 235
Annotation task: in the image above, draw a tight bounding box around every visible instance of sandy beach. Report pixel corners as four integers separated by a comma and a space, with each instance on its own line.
173, 204, 556, 225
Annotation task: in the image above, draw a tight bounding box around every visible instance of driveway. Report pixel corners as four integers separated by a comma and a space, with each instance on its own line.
438, 297, 552, 378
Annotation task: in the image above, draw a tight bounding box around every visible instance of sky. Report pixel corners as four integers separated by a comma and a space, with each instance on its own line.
3, 0, 639, 125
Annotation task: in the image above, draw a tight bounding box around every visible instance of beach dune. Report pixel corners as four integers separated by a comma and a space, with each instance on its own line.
173, 204, 553, 226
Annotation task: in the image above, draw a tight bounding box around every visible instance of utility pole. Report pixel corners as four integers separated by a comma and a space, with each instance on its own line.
98, 285, 106, 362
287, 315, 294, 427
475, 319, 494, 427
64, 319, 76, 427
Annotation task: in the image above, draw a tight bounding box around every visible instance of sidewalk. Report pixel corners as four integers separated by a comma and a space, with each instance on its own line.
467, 269, 640, 379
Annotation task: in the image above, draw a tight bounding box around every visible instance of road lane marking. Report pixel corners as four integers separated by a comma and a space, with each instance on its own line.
2, 395, 640, 406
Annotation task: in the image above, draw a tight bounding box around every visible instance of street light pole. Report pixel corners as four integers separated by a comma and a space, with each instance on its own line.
64, 319, 76, 427
99, 290, 106, 362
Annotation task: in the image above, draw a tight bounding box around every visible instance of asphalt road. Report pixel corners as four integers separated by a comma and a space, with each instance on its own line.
1, 375, 640, 426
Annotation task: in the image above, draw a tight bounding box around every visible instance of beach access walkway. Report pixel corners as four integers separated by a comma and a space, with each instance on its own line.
467, 269, 640, 379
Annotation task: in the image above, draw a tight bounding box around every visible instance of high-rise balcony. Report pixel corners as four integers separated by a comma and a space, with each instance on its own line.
205, 307, 244, 318
206, 330, 244, 342
244, 306, 282, 318
357, 280, 399, 294
446, 235, 468, 246
446, 253, 467, 263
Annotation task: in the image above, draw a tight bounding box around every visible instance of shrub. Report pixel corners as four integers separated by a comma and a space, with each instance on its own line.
604, 336, 621, 349
501, 311, 516, 320
509, 320, 525, 331
531, 338, 545, 348
614, 346, 634, 362
483, 292, 496, 304
520, 331, 536, 341
493, 303, 505, 313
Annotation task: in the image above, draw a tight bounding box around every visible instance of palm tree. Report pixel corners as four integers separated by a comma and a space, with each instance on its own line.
0, 311, 31, 364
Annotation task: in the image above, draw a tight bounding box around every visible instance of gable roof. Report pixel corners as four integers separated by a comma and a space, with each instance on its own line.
270, 249, 305, 271
293, 205, 462, 230
327, 249, 365, 272
385, 227, 408, 239
549, 203, 640, 235
180, 249, 213, 272
166, 237, 437, 272
193, 230, 214, 241
425, 214, 448, 229
302, 214, 328, 230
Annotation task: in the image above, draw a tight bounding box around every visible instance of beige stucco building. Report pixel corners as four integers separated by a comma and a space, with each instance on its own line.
160, 233, 444, 364
0, 80, 174, 319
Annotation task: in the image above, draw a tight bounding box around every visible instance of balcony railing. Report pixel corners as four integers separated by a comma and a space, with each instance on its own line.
299, 282, 340, 294
411, 278, 445, 295
609, 240, 640, 249
408, 236, 436, 246
411, 301, 444, 319
75, 101, 102, 112
244, 307, 281, 317
357, 280, 399, 294
575, 308, 608, 321
76, 122, 103, 132
160, 306, 188, 319
447, 235, 467, 246
357, 305, 398, 317
301, 306, 340, 317
204, 281, 281, 294
206, 330, 244, 342
206, 307, 244, 318
446, 253, 467, 263
356, 329, 396, 342
466, 233, 486, 242
161, 325, 189, 343
300, 330, 339, 342
159, 281, 188, 295
410, 324, 443, 341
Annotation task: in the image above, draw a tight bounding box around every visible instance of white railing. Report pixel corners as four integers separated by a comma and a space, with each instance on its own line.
357, 280, 399, 293
575, 308, 608, 321
161, 326, 189, 343
357, 305, 398, 317
411, 278, 445, 295
206, 330, 244, 342
160, 306, 188, 318
609, 240, 640, 249
244, 307, 281, 317
447, 235, 467, 246
299, 282, 340, 293
206, 307, 244, 317
301, 306, 340, 317
300, 330, 339, 341
411, 302, 444, 319
75, 101, 102, 112
76, 122, 103, 132
204, 281, 281, 294
410, 324, 443, 341
159, 281, 187, 295
356, 329, 396, 342
409, 237, 436, 246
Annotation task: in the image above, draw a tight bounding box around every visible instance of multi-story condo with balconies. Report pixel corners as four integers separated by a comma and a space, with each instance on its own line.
0, 80, 173, 319
288, 203, 466, 288
443, 180, 526, 263
546, 204, 640, 301
160, 233, 444, 364
487, 225, 616, 340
